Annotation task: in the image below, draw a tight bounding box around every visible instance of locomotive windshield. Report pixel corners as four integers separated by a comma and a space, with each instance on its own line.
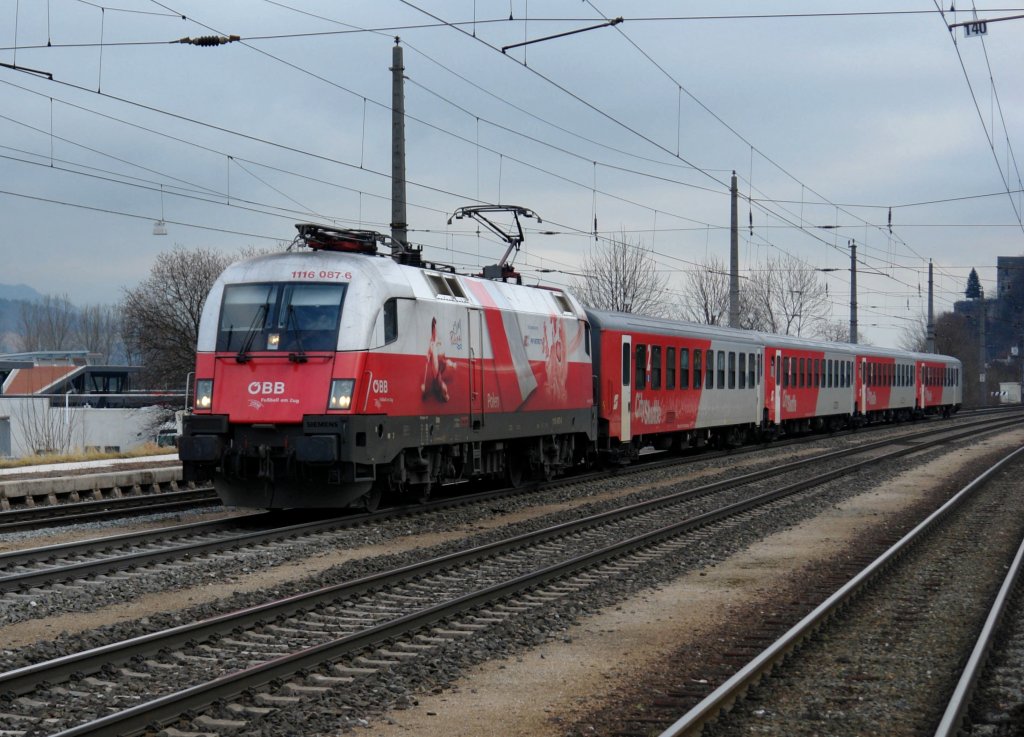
217, 282, 346, 354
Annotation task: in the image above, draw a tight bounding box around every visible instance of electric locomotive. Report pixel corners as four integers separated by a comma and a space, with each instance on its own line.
179, 225, 596, 510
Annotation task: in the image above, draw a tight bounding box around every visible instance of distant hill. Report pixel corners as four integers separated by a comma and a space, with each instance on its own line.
0, 284, 42, 302
0, 286, 41, 352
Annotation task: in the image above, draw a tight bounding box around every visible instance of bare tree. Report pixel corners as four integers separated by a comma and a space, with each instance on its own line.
678, 257, 730, 325
76, 303, 123, 362
14, 400, 78, 455
568, 232, 669, 317
932, 311, 983, 406
816, 320, 863, 344
746, 254, 830, 336
17, 294, 77, 352
896, 312, 928, 352
121, 246, 236, 388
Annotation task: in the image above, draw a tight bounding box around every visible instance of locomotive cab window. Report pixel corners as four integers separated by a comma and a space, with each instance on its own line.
217, 282, 346, 353
383, 298, 398, 344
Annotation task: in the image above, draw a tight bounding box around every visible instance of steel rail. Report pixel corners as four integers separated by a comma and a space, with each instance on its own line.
655, 444, 1024, 737
1, 414, 1015, 596
933, 520, 1024, 736
0, 487, 221, 532
9, 417, 1019, 736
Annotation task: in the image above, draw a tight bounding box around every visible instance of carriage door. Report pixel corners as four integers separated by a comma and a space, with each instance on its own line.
468, 307, 485, 431
773, 349, 783, 422
860, 357, 868, 414
621, 335, 632, 442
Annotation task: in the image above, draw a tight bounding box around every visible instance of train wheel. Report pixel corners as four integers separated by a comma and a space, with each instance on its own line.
505, 445, 524, 488
360, 488, 383, 513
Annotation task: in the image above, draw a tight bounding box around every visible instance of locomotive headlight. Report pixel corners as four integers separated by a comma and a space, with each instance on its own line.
328, 379, 355, 410
195, 379, 214, 410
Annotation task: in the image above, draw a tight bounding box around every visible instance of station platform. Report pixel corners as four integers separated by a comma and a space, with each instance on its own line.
0, 454, 183, 510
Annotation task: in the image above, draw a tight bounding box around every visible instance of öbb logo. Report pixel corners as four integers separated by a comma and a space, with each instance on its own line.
248, 381, 286, 395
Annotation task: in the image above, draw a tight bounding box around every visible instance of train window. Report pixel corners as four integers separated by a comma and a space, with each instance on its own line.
666, 347, 676, 389
584, 323, 592, 356
738, 353, 747, 389
782, 357, 789, 388
706, 350, 715, 389
718, 351, 726, 389
797, 357, 804, 388
553, 292, 574, 314
383, 299, 398, 344
636, 344, 647, 390
680, 348, 690, 389
694, 349, 702, 389
651, 346, 662, 390
848, 362, 853, 388
749, 353, 756, 387
757, 353, 762, 384
217, 282, 347, 353
729, 352, 737, 389
622, 344, 631, 387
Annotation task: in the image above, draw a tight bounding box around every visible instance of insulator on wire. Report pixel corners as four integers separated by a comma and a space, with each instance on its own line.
176, 35, 240, 47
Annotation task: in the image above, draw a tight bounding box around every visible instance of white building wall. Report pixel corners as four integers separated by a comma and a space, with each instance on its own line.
0, 398, 169, 458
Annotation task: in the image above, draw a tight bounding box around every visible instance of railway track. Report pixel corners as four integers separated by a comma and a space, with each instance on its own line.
1, 407, 1012, 533
653, 444, 1024, 737
935, 511, 1024, 736
0, 487, 221, 533
0, 413, 1016, 606
0, 412, 1018, 736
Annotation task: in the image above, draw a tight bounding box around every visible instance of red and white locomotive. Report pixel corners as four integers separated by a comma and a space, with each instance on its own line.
179, 224, 962, 509
179, 225, 595, 510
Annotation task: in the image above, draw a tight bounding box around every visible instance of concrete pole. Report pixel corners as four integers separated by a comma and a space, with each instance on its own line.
849, 241, 858, 344
926, 259, 936, 353
390, 39, 408, 251
729, 172, 740, 328
979, 293, 987, 406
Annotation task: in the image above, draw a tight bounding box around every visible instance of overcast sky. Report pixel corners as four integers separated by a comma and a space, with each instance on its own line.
2, 1, 1022, 347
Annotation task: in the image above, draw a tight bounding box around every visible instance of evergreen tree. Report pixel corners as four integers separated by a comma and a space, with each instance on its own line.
965, 268, 982, 299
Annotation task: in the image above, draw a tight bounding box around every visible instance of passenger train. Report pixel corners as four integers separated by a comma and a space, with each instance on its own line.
179, 224, 962, 510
